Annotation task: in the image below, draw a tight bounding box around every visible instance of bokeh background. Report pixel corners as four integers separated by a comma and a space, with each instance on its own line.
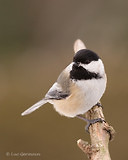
0, 0, 128, 160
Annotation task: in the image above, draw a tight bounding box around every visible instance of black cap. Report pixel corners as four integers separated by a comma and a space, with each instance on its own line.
73, 49, 100, 64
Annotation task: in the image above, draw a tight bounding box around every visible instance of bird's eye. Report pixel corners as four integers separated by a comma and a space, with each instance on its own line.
85, 60, 91, 64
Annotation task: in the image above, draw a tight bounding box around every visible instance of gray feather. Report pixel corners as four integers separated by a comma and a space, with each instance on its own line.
21, 99, 47, 116
45, 65, 72, 100
21, 64, 73, 116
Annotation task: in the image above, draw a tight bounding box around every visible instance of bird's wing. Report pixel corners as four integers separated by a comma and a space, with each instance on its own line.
21, 99, 47, 116
45, 64, 72, 100
45, 63, 72, 100
21, 64, 72, 116
45, 82, 69, 100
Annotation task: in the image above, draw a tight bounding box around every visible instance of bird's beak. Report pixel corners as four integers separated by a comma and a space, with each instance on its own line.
74, 62, 80, 68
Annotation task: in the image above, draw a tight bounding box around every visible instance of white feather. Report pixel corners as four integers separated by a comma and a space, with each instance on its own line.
53, 77, 106, 118
80, 59, 105, 76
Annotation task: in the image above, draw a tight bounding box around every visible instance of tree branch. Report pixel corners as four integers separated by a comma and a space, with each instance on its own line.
77, 104, 115, 160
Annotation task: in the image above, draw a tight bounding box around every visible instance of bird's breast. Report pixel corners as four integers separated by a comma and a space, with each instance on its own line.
52, 77, 106, 118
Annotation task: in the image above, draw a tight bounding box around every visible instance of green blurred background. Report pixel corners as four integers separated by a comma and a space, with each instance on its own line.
0, 0, 128, 160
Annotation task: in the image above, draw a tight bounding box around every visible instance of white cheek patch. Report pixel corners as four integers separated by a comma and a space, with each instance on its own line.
80, 59, 105, 75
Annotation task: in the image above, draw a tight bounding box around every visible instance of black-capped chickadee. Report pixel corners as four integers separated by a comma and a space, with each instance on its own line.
21, 40, 107, 128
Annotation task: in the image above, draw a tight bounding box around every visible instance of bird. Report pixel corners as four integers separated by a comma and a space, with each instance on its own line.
21, 39, 107, 131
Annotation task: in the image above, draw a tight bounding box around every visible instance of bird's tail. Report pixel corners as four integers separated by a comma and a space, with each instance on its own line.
21, 99, 47, 116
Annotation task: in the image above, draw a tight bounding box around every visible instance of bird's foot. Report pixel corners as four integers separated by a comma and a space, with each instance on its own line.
95, 102, 103, 109
85, 118, 105, 133
76, 115, 105, 133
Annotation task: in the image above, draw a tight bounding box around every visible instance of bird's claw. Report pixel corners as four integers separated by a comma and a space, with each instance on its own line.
76, 115, 105, 133
85, 118, 105, 133
95, 102, 103, 109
